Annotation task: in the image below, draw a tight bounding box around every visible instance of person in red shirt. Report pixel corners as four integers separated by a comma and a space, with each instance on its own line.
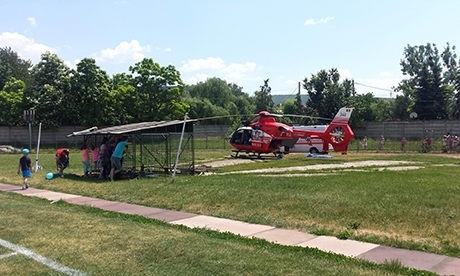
424, 136, 431, 146
55, 148, 70, 177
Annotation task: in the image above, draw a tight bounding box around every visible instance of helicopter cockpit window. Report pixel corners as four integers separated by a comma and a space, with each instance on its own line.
231, 129, 252, 145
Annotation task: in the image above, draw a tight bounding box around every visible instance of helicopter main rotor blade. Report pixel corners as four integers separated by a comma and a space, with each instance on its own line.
189, 114, 258, 122
282, 114, 332, 121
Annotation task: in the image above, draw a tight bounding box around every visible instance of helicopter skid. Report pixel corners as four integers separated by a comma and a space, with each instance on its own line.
231, 150, 283, 159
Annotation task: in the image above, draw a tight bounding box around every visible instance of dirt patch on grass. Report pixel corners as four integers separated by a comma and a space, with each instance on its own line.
200, 160, 423, 175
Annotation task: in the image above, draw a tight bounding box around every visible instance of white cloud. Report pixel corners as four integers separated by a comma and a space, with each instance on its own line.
304, 19, 317, 25
335, 68, 403, 98
27, 17, 37, 26
180, 58, 258, 87
319, 17, 334, 23
338, 68, 352, 81
285, 79, 298, 85
179, 57, 226, 72
95, 39, 150, 64
0, 32, 55, 63
304, 17, 334, 25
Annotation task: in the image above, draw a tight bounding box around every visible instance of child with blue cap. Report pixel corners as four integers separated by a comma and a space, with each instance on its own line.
17, 148, 32, 190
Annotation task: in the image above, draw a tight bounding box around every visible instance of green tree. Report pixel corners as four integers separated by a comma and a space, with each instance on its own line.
0, 47, 32, 91
30, 52, 71, 127
189, 77, 233, 107
254, 78, 274, 112
69, 58, 111, 126
441, 43, 460, 118
186, 97, 232, 124
228, 82, 255, 115
0, 78, 26, 126
130, 58, 188, 121
348, 93, 378, 126
370, 98, 391, 121
399, 43, 449, 120
108, 73, 138, 125
187, 78, 252, 124
303, 68, 354, 119
388, 95, 411, 121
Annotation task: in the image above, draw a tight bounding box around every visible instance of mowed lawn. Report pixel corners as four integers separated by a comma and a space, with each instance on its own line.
0, 150, 457, 275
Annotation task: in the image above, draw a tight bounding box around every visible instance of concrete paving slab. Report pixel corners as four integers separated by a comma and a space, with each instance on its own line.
116, 205, 168, 216
249, 228, 317, 246
171, 215, 275, 236
98, 202, 166, 216
357, 245, 449, 273
83, 199, 124, 209
430, 256, 460, 276
20, 191, 81, 201
299, 236, 380, 257
146, 210, 198, 222
12, 188, 49, 195
0, 183, 22, 191
63, 196, 103, 205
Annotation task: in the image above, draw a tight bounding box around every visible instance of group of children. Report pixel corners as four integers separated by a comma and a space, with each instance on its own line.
80, 141, 99, 177
81, 136, 129, 181
16, 136, 129, 190
442, 132, 458, 152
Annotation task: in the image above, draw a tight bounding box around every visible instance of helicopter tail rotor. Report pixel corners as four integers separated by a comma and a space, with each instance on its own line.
324, 108, 354, 152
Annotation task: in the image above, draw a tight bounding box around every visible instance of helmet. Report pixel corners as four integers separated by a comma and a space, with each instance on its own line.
22, 148, 29, 154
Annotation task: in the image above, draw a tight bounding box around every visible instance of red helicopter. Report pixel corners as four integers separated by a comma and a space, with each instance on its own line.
228, 107, 354, 158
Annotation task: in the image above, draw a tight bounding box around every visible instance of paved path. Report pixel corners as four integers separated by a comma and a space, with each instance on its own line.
1, 183, 459, 275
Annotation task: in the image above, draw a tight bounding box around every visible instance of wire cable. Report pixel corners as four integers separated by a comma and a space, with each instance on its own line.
355, 82, 393, 92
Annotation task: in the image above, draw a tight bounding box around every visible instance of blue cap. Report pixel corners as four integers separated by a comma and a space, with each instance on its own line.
22, 148, 29, 154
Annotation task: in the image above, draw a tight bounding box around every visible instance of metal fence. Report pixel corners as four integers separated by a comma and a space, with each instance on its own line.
2, 120, 460, 153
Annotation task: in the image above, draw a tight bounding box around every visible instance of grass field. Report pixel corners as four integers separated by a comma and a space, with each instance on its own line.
1, 149, 456, 275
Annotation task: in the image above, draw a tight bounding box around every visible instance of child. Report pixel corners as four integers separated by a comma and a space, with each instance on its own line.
401, 137, 407, 152
17, 148, 32, 190
55, 148, 70, 177
81, 144, 92, 177
91, 144, 99, 170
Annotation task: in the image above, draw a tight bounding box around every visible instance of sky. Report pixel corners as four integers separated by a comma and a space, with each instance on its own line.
1, 0, 460, 98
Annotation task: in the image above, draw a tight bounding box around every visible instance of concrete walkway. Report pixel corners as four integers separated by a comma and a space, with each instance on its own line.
1, 183, 459, 275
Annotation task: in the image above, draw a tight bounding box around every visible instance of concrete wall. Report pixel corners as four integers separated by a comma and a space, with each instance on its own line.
353, 120, 460, 139
0, 125, 232, 148
2, 120, 459, 149
0, 126, 87, 148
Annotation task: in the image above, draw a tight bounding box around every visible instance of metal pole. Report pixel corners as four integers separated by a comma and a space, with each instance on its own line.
23, 110, 35, 150
28, 122, 32, 150
34, 123, 42, 172
172, 113, 188, 180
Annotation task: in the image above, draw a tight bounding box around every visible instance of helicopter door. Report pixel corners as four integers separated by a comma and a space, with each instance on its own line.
231, 128, 252, 145
241, 129, 252, 145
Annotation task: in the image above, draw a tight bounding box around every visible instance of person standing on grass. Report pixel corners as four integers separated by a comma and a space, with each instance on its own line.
110, 136, 128, 182
80, 144, 91, 177
55, 148, 70, 177
17, 148, 32, 190
401, 137, 407, 152
362, 136, 368, 149
90, 143, 99, 170
379, 135, 385, 150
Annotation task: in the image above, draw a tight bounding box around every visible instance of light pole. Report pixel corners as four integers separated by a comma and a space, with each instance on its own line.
23, 110, 35, 150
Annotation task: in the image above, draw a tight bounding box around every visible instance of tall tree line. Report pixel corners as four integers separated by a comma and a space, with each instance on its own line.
2, 42, 460, 128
